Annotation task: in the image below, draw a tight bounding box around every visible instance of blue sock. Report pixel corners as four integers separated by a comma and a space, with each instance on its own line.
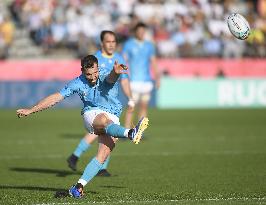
79, 157, 103, 186
73, 139, 91, 157
105, 123, 128, 138
101, 156, 110, 170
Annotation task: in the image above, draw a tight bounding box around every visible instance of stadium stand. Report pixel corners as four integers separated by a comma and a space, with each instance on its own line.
1, 0, 266, 60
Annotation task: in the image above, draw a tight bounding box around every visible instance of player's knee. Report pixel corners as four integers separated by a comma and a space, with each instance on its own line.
140, 94, 151, 105
94, 113, 112, 126
93, 113, 113, 135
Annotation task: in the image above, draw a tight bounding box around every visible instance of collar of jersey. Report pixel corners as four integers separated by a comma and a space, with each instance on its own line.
134, 38, 144, 45
101, 52, 114, 59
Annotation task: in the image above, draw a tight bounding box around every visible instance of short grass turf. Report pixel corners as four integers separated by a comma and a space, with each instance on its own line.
0, 108, 266, 205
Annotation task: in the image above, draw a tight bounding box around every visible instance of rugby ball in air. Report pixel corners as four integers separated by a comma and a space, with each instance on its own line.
227, 13, 250, 40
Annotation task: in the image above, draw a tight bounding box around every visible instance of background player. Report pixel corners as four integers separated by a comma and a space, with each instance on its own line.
123, 22, 160, 128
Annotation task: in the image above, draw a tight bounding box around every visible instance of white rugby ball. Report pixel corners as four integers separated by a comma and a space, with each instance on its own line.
227, 13, 250, 40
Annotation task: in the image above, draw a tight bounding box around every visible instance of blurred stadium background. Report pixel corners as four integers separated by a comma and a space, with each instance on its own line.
0, 0, 266, 204
0, 0, 266, 108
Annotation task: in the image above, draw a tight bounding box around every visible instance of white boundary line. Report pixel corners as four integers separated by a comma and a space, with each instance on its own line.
32, 196, 266, 205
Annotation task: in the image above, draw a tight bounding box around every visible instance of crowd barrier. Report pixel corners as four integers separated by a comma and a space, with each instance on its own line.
159, 58, 266, 78
1, 58, 266, 81
158, 77, 266, 108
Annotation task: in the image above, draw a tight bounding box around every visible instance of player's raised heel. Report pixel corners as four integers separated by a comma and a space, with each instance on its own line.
131, 117, 149, 144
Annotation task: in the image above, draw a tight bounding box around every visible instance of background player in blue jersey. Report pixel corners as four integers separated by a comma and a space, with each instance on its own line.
67, 31, 135, 176
16, 54, 149, 199
122, 22, 160, 128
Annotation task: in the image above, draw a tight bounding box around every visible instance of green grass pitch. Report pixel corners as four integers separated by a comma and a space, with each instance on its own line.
0, 108, 266, 205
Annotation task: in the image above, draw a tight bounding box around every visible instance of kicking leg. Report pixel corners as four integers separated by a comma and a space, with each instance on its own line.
93, 113, 130, 139
93, 113, 149, 144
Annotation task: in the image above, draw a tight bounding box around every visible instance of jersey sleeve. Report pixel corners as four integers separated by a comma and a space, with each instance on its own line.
120, 73, 128, 80
59, 78, 79, 98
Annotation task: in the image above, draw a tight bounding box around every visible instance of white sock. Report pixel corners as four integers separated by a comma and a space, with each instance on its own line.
124, 129, 130, 137
78, 179, 87, 186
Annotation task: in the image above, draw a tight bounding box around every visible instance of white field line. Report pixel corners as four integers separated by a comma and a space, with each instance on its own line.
0, 150, 265, 160
31, 196, 266, 205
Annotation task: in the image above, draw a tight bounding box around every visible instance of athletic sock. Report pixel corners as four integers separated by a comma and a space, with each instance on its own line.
73, 138, 91, 158
105, 123, 129, 138
78, 157, 103, 186
101, 155, 110, 170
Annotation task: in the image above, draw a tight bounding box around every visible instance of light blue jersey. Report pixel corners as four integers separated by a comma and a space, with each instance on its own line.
60, 73, 122, 117
94, 50, 127, 117
122, 38, 155, 82
95, 50, 128, 79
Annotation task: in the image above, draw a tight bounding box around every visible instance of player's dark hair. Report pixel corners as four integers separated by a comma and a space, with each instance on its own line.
81, 55, 98, 71
134, 22, 147, 32
100, 30, 117, 42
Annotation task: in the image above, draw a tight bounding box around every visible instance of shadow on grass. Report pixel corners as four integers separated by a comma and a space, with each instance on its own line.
60, 133, 83, 139
9, 167, 82, 177
61, 133, 150, 143
0, 184, 64, 192
0, 185, 98, 198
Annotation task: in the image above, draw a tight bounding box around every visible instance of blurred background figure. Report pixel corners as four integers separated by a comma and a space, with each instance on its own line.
122, 22, 160, 128
0, 14, 14, 59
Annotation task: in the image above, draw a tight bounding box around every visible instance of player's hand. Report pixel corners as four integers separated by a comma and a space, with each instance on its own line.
113, 61, 128, 75
16, 109, 32, 118
127, 98, 135, 112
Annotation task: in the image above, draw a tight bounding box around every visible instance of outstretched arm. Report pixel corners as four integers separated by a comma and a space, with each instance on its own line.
106, 61, 128, 84
16, 92, 64, 118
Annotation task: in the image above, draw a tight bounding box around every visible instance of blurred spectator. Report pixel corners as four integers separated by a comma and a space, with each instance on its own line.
222, 33, 245, 58
50, 18, 67, 46
36, 19, 53, 53
203, 31, 223, 57
0, 14, 15, 59
246, 27, 266, 57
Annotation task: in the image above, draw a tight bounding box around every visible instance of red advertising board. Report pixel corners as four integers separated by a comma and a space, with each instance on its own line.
1, 58, 266, 80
